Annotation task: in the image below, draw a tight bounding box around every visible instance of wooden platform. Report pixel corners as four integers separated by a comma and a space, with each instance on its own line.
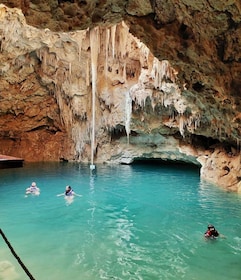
0, 155, 24, 169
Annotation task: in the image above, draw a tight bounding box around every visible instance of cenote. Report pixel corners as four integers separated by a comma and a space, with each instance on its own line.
0, 162, 241, 280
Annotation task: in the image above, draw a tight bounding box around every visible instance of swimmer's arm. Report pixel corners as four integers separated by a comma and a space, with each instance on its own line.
56, 193, 65, 197
73, 192, 82, 197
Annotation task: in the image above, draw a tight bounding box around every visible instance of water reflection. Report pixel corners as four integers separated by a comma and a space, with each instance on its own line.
87, 172, 97, 227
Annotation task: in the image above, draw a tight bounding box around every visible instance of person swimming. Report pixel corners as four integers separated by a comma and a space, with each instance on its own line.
57, 186, 82, 198
25, 182, 40, 195
65, 185, 74, 196
204, 224, 219, 239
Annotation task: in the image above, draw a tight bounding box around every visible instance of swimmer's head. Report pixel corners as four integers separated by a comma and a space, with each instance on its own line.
208, 224, 215, 231
31, 182, 36, 187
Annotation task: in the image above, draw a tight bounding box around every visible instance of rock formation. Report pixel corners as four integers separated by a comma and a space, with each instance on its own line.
0, 1, 241, 192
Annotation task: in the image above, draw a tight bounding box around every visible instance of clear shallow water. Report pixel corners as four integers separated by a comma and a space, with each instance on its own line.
0, 162, 241, 280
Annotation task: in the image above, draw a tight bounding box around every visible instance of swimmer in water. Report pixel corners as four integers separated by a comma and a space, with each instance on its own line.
204, 224, 219, 239
25, 182, 40, 196
65, 185, 74, 196
57, 185, 82, 197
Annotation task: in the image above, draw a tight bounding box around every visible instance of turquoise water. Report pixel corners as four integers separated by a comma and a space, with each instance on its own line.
0, 162, 241, 280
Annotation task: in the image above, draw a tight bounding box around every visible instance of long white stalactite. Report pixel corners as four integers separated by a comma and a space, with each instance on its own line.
89, 27, 99, 169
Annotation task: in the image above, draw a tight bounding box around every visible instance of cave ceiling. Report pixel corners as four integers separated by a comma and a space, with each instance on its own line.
2, 0, 240, 108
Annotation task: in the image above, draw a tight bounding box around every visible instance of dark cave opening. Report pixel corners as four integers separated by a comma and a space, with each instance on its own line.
130, 158, 200, 172
190, 135, 220, 150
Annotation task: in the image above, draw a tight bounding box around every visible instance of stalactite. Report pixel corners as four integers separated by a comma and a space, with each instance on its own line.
187, 116, 194, 133
122, 62, 127, 83
105, 28, 110, 78
236, 138, 240, 151
111, 24, 117, 58
150, 58, 159, 89
75, 31, 86, 62
55, 89, 65, 126
194, 114, 201, 129
170, 110, 201, 137
130, 84, 152, 109
86, 59, 90, 86
150, 59, 177, 90
60, 65, 71, 89
179, 115, 186, 137
138, 42, 150, 68
160, 60, 169, 80
48, 52, 58, 70
119, 21, 129, 58
125, 91, 132, 144
151, 96, 157, 111
161, 60, 176, 83
89, 26, 100, 166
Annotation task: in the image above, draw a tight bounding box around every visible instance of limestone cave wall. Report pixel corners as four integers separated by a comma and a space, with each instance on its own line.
0, 1, 241, 191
